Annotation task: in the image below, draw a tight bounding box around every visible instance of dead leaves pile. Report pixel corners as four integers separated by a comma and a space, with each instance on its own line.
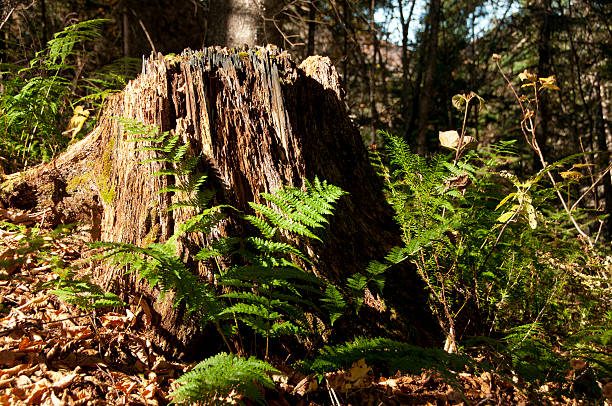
271, 358, 532, 406
0, 210, 189, 405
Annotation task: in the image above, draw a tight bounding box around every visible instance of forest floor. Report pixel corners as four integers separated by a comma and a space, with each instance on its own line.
0, 207, 605, 405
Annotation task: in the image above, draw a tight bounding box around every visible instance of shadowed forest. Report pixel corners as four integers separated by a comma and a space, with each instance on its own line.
0, 0, 610, 405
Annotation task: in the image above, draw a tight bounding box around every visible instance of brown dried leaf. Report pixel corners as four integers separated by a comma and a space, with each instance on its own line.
25, 380, 48, 405
0, 350, 20, 367
64, 325, 93, 339
292, 374, 318, 396
51, 371, 77, 390
100, 313, 129, 329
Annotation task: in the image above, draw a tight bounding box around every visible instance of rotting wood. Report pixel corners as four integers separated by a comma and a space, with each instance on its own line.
0, 46, 438, 357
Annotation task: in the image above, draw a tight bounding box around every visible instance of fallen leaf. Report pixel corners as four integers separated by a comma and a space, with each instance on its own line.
570, 359, 587, 370
101, 313, 129, 329
25, 380, 48, 405
52, 372, 77, 390
292, 374, 318, 396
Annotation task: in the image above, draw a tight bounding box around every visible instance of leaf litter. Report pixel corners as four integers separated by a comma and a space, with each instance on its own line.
0, 207, 607, 405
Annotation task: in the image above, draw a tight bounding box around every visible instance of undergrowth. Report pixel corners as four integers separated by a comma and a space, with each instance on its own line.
0, 20, 609, 405
0, 19, 138, 171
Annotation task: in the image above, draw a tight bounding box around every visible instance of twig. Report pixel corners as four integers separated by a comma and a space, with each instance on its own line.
494, 59, 593, 247
0, 314, 91, 336
130, 9, 157, 54
570, 163, 612, 211
0, 7, 15, 32
326, 378, 342, 406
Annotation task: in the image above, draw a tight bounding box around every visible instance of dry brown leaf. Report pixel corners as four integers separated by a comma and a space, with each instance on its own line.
101, 313, 129, 329
51, 371, 77, 390
19, 336, 44, 351
140, 300, 153, 328
345, 358, 371, 384
15, 374, 32, 388
0, 377, 15, 388
64, 325, 93, 339
0, 351, 20, 367
49, 390, 63, 406
142, 373, 159, 400
569, 359, 587, 371
0, 363, 28, 378
25, 380, 48, 405
292, 374, 318, 396
602, 381, 612, 400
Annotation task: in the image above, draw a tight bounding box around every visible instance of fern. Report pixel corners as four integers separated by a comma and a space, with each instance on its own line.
247, 178, 345, 242
49, 270, 126, 310
91, 240, 223, 319
96, 119, 349, 357
169, 353, 279, 405
0, 19, 132, 169
302, 337, 473, 378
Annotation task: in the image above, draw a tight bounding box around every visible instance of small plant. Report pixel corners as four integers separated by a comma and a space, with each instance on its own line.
302, 336, 473, 379
169, 352, 279, 405
0, 19, 138, 171
47, 268, 126, 310
0, 221, 124, 310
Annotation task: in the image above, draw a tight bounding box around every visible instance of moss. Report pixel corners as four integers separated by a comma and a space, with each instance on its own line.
96, 137, 116, 204
66, 173, 91, 194
142, 223, 161, 246
99, 187, 115, 204
164, 53, 184, 66
0, 177, 18, 200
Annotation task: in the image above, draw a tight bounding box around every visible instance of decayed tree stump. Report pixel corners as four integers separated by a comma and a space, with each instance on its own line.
0, 47, 438, 357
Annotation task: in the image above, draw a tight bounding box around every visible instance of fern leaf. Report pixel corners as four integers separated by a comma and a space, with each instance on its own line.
170, 353, 278, 406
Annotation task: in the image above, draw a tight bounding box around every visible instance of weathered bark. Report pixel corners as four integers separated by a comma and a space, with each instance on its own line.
0, 47, 437, 357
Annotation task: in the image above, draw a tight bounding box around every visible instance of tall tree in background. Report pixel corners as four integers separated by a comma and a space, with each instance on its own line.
206, 0, 283, 47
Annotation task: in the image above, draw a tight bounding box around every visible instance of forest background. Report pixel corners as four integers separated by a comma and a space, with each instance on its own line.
0, 0, 611, 404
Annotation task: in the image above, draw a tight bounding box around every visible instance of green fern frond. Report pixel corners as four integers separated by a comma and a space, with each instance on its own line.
321, 285, 346, 325
247, 177, 345, 243
246, 237, 307, 261
244, 214, 278, 238
221, 265, 321, 285
170, 353, 278, 406
303, 337, 473, 378
45, 19, 108, 66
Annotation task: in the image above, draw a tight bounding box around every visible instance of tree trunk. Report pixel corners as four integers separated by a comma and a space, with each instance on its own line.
0, 47, 437, 357
206, 0, 283, 47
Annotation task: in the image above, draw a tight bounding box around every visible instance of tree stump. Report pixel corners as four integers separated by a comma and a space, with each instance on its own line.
0, 47, 438, 357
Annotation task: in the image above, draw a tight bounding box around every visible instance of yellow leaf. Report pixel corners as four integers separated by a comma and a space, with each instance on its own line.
518, 69, 537, 82
63, 105, 90, 138
539, 75, 560, 90
495, 192, 516, 211
525, 201, 537, 229
497, 208, 517, 223
560, 171, 583, 181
